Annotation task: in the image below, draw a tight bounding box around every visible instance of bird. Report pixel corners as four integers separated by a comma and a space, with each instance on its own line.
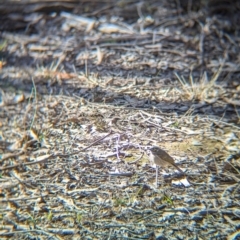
148, 146, 184, 186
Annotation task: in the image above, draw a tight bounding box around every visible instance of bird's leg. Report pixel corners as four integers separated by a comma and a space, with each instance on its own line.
156, 166, 158, 188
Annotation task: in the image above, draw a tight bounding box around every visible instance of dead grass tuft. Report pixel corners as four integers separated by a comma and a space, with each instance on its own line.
175, 65, 224, 103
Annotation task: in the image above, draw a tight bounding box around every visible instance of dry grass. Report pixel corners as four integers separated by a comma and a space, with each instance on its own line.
174, 65, 224, 103
0, 0, 240, 239
1, 93, 239, 239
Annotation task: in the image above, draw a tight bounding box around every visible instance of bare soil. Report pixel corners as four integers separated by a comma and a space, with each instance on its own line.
0, 0, 240, 239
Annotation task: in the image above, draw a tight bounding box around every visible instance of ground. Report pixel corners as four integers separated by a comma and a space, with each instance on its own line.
0, 0, 240, 239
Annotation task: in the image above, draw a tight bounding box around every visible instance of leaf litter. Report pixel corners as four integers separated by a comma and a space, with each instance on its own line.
0, 0, 240, 239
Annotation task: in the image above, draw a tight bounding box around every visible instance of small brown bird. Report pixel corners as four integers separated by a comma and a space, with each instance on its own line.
148, 146, 184, 186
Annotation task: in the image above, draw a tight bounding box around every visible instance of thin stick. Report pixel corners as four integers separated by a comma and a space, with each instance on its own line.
29, 77, 37, 130
115, 134, 121, 162
128, 152, 144, 164
54, 130, 113, 157
0, 154, 52, 171
0, 131, 113, 171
